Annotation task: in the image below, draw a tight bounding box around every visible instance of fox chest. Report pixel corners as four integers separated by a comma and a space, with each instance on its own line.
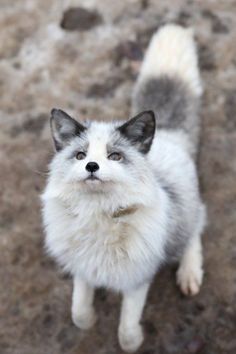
57, 213, 153, 290
68, 216, 133, 263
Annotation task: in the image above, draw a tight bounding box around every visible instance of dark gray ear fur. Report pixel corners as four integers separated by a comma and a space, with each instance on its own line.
50, 108, 86, 151
118, 110, 156, 153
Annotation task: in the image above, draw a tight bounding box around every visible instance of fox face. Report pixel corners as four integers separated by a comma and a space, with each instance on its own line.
49, 109, 156, 194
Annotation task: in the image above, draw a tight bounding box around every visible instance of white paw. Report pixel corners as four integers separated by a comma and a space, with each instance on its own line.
177, 263, 203, 296
118, 324, 143, 353
72, 308, 97, 330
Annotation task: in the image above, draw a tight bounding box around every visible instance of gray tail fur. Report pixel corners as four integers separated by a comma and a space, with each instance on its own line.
132, 24, 203, 158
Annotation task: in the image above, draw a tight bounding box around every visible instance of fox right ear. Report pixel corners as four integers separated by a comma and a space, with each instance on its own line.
50, 109, 86, 151
118, 110, 156, 154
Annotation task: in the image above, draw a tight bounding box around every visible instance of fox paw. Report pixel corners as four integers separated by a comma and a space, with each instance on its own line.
72, 308, 97, 330
118, 324, 143, 352
177, 264, 203, 296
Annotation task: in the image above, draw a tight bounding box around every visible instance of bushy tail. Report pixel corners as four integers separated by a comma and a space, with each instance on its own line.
132, 24, 203, 157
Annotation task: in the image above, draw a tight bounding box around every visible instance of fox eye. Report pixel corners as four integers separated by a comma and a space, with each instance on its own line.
108, 152, 122, 161
76, 152, 86, 160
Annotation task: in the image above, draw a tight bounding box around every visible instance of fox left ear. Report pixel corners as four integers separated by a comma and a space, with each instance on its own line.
50, 108, 86, 151
118, 110, 156, 153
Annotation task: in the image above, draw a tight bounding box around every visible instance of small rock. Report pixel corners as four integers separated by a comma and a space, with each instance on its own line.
61, 7, 103, 31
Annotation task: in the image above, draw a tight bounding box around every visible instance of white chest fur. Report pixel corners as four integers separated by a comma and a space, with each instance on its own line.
43, 195, 166, 292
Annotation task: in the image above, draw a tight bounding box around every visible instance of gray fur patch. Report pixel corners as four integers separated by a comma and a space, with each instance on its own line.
157, 176, 191, 262
107, 133, 133, 164
159, 178, 180, 206
69, 140, 89, 159
132, 76, 201, 157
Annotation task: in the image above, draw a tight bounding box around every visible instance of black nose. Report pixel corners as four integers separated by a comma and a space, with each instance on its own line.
86, 162, 99, 173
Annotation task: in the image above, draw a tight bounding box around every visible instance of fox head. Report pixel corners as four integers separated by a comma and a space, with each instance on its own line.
48, 109, 156, 195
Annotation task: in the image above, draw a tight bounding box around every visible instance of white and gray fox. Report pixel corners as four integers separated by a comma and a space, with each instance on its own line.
42, 24, 206, 352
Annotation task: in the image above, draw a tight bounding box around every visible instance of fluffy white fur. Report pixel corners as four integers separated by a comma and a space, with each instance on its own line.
42, 24, 206, 352
136, 24, 203, 96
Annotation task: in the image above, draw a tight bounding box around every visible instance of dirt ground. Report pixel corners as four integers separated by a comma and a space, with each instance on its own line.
0, 0, 236, 353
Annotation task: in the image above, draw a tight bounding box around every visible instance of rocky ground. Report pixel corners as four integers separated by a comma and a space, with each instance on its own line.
0, 0, 236, 353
